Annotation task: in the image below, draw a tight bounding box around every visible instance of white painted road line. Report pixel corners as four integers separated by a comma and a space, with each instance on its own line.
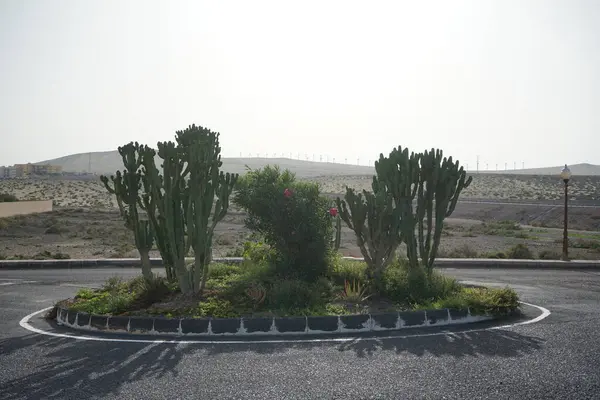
19, 302, 550, 345
0, 280, 37, 286
459, 200, 598, 209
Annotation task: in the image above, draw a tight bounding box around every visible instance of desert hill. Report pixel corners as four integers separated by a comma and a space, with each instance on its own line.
37, 151, 376, 178
36, 151, 600, 177
476, 163, 600, 176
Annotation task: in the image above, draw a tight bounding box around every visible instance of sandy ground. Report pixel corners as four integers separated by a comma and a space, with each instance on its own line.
0, 176, 599, 260
1, 173, 600, 207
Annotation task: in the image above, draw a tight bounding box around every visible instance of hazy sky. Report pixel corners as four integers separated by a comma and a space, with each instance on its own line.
1, 0, 598, 170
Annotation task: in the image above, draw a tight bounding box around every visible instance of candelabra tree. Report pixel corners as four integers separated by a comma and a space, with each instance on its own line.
100, 142, 154, 281
373, 147, 421, 269
337, 145, 473, 292
375, 146, 473, 274
138, 144, 179, 283
335, 175, 401, 291
176, 125, 238, 293
415, 148, 472, 273
105, 125, 237, 295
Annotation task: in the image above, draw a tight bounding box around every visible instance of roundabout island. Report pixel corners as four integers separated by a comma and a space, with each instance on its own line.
1, 128, 598, 398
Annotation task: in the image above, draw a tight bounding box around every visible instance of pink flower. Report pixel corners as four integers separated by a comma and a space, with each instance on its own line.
283, 188, 293, 198
329, 207, 338, 217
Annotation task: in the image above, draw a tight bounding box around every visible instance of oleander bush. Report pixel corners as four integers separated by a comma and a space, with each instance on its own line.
233, 165, 334, 282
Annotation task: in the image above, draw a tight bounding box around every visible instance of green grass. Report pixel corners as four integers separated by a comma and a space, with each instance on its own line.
68, 275, 174, 315
570, 232, 600, 241
63, 259, 521, 319
413, 287, 520, 316
467, 220, 535, 239
440, 243, 577, 260
528, 228, 548, 234
570, 238, 600, 251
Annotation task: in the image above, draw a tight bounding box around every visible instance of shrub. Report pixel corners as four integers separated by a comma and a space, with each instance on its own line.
507, 244, 534, 259
69, 290, 134, 315
71, 275, 175, 315
245, 282, 267, 309
44, 224, 65, 234
494, 220, 521, 230
337, 280, 372, 303
453, 287, 520, 316
214, 260, 275, 296
242, 239, 276, 265
75, 288, 97, 300
538, 250, 561, 260
197, 298, 238, 318
233, 165, 333, 281
571, 239, 600, 251
31, 250, 71, 260
382, 258, 460, 305
514, 232, 531, 239
208, 263, 243, 279
53, 251, 70, 259
0, 193, 18, 202
483, 251, 507, 259
129, 275, 173, 305
414, 286, 520, 316
224, 246, 244, 257
102, 276, 124, 293
105, 294, 134, 315
446, 244, 479, 258
328, 257, 367, 285
266, 279, 329, 310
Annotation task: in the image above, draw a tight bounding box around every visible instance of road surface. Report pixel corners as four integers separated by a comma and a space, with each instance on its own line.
1, 267, 599, 399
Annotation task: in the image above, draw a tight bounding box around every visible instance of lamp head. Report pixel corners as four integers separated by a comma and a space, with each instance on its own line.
560, 164, 572, 182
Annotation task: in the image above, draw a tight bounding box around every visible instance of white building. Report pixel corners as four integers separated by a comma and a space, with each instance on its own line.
0, 166, 16, 178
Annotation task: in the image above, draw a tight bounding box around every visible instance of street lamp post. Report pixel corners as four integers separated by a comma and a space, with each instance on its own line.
560, 164, 572, 261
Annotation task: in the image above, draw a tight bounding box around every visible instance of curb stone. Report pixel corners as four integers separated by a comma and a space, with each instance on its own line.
1, 257, 599, 270
54, 305, 495, 337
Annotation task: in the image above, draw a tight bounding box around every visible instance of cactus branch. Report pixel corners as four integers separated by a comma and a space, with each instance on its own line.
100, 142, 154, 281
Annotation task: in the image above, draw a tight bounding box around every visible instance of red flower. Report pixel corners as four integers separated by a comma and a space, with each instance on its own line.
283, 188, 293, 198
329, 207, 338, 217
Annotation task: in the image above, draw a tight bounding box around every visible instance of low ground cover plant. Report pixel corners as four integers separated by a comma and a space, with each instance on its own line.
63, 257, 520, 318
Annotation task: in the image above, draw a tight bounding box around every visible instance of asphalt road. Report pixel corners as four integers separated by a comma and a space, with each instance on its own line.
1, 267, 600, 400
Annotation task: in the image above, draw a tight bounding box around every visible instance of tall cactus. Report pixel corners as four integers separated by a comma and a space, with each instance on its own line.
105, 124, 240, 294
416, 149, 472, 272
336, 175, 401, 289
374, 147, 421, 268
100, 142, 154, 281
138, 145, 176, 282
147, 140, 191, 292
332, 213, 341, 252
177, 125, 238, 294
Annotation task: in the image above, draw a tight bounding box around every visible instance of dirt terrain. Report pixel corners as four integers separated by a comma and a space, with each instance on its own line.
0, 175, 598, 261
2, 173, 600, 207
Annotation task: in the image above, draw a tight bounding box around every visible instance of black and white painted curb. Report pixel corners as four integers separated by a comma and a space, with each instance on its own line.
2, 257, 599, 270
55, 306, 494, 337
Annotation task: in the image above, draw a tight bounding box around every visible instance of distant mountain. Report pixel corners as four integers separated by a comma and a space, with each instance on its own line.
36, 151, 376, 178
470, 163, 600, 176
36, 151, 600, 177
